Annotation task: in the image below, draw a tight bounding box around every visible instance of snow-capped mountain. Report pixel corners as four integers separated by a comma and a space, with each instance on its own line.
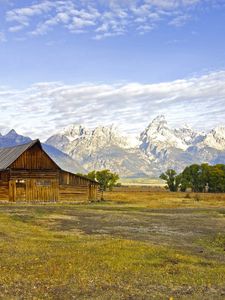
46, 124, 155, 177
47, 124, 134, 154
198, 126, 225, 151
1, 115, 225, 177
174, 124, 205, 146
46, 116, 225, 176
140, 116, 188, 159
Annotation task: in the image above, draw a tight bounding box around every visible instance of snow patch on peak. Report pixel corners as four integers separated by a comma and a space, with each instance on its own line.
148, 115, 167, 130
140, 115, 188, 154
213, 126, 225, 135
200, 126, 225, 150
174, 125, 203, 145
88, 124, 132, 149
62, 124, 90, 141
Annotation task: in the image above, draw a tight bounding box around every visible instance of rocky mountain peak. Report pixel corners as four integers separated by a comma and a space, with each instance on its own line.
200, 126, 225, 151
5, 129, 18, 137
146, 115, 168, 132
174, 124, 203, 145
212, 126, 225, 136
62, 124, 90, 140
0, 129, 31, 148
140, 115, 188, 155
86, 124, 131, 150
46, 115, 225, 177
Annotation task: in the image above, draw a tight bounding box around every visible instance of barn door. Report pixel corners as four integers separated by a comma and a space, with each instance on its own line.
26, 179, 59, 202
9, 180, 27, 202
16, 180, 26, 201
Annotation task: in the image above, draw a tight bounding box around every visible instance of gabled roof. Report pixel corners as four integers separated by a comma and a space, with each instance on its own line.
0, 139, 98, 184
0, 140, 40, 170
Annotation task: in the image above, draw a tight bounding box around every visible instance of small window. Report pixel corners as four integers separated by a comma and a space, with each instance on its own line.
16, 179, 25, 184
36, 180, 51, 187
16, 180, 26, 188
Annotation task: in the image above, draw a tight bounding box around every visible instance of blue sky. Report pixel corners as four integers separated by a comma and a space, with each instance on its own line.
0, 0, 225, 139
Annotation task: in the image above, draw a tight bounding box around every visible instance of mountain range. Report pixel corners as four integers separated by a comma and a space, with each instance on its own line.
1, 115, 225, 177
46, 115, 225, 177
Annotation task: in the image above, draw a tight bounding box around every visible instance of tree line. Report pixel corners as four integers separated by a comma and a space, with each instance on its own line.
160, 164, 225, 193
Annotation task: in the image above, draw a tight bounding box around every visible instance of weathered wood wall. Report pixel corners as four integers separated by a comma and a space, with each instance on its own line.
11, 144, 58, 170
0, 144, 100, 202
59, 185, 89, 201
8, 169, 60, 202
0, 171, 9, 201
0, 170, 100, 202
8, 179, 59, 202
59, 171, 100, 202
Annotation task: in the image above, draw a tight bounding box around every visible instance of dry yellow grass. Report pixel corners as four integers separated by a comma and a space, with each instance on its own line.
0, 203, 225, 299
0, 191, 225, 298
105, 190, 225, 208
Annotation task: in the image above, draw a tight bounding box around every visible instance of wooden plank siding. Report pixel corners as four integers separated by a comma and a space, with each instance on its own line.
59, 185, 89, 202
10, 144, 59, 170
59, 170, 100, 202
0, 141, 100, 202
0, 183, 9, 201
10, 170, 59, 179
25, 179, 59, 202
0, 171, 10, 201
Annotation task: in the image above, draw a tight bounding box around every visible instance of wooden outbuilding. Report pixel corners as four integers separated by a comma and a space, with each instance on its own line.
0, 140, 100, 202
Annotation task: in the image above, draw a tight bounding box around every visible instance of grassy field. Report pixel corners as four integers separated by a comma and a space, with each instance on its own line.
120, 177, 165, 186
106, 190, 225, 208
0, 192, 225, 299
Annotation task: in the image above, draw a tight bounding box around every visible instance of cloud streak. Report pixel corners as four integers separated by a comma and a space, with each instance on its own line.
3, 0, 222, 39
0, 71, 224, 140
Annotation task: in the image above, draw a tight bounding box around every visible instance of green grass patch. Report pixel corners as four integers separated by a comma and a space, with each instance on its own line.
0, 200, 225, 298
199, 233, 225, 253
0, 198, 225, 300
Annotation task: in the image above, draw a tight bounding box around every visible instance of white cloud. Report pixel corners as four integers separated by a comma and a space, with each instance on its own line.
0, 71, 224, 140
3, 0, 221, 39
169, 14, 191, 27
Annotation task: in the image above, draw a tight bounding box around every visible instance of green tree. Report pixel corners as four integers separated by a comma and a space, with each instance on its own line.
87, 170, 119, 200
180, 164, 207, 192
160, 169, 181, 192
208, 165, 225, 193
172, 163, 225, 193
86, 170, 96, 181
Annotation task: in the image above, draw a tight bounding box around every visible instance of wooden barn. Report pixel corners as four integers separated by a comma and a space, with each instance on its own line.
0, 140, 100, 202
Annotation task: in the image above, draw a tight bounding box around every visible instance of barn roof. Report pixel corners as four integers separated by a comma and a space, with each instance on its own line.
0, 139, 98, 184
0, 140, 39, 170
